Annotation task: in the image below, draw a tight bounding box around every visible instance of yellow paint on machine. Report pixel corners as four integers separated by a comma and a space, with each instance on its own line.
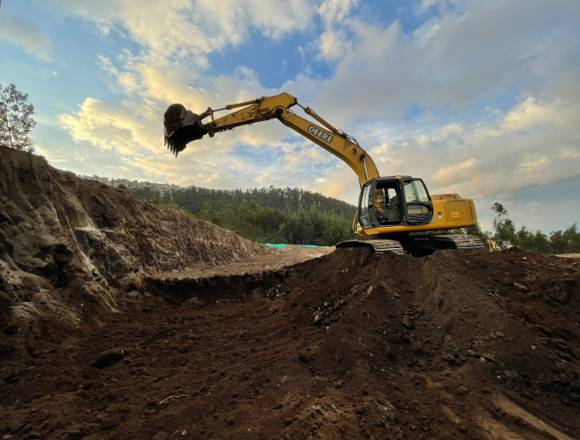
359, 198, 477, 236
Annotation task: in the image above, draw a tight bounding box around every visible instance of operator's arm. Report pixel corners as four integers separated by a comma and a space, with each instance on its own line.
163, 92, 380, 186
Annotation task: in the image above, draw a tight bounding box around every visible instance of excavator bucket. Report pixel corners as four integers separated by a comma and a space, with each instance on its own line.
164, 104, 208, 156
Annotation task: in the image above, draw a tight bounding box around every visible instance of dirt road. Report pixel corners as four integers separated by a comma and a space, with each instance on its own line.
1, 248, 579, 439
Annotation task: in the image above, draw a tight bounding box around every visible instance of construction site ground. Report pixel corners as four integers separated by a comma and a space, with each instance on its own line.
2, 246, 580, 440
156, 245, 333, 279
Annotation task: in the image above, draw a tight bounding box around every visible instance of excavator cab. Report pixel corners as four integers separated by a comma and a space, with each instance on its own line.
358, 177, 433, 229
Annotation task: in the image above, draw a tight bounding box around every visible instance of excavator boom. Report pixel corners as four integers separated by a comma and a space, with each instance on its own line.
164, 93, 379, 186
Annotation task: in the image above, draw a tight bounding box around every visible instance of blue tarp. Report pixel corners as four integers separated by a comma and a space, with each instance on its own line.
265, 243, 320, 249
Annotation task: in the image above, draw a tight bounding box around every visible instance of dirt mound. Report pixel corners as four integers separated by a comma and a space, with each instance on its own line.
0, 147, 267, 353
1, 248, 578, 439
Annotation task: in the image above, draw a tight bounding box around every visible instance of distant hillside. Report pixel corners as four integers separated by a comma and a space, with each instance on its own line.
128, 185, 357, 245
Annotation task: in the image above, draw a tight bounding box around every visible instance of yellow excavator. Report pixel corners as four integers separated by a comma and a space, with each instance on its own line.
163, 92, 483, 255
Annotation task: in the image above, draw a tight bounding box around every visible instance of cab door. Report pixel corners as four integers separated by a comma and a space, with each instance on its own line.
402, 179, 433, 225
357, 182, 375, 228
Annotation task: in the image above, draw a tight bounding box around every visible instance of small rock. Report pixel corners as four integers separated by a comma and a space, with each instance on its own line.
92, 349, 126, 369
481, 353, 496, 363
411, 340, 425, 355
457, 385, 470, 396
441, 352, 455, 363
401, 316, 415, 330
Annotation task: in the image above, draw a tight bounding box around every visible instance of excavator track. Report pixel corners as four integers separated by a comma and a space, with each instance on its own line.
429, 234, 485, 250
336, 239, 405, 255
337, 234, 484, 256
402, 234, 485, 255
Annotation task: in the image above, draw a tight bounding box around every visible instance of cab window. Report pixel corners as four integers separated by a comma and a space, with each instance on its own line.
404, 180, 430, 203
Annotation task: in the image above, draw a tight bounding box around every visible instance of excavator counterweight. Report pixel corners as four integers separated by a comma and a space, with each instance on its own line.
163, 92, 484, 255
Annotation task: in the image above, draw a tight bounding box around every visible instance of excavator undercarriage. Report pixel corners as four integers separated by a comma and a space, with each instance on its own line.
337, 234, 484, 256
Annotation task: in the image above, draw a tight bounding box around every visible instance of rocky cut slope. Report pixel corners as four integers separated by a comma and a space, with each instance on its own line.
0, 147, 267, 354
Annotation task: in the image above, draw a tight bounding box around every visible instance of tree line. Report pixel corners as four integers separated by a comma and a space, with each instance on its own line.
131, 186, 580, 253
480, 202, 580, 254
131, 186, 356, 245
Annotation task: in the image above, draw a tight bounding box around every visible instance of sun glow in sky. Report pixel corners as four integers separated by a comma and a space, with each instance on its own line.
1, 0, 579, 231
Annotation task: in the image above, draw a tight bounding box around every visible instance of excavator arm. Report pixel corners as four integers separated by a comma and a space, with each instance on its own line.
164, 92, 379, 186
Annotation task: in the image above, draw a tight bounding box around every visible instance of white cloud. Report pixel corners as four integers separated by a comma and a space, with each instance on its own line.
502, 97, 564, 131
424, 97, 580, 199
319, 95, 580, 206
54, 0, 320, 166
39, 0, 580, 232
46, 0, 317, 65
310, 0, 580, 126
318, 0, 359, 24
315, 0, 358, 61
432, 158, 476, 185
0, 14, 50, 60
418, 0, 461, 13
318, 30, 351, 61
58, 98, 160, 156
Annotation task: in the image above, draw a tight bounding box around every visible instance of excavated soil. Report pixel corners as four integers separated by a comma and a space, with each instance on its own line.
1, 248, 579, 439
0, 147, 267, 355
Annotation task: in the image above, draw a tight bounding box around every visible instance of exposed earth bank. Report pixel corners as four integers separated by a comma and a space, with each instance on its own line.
0, 147, 267, 354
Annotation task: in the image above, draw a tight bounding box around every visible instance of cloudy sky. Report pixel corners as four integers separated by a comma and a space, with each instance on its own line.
1, 0, 579, 232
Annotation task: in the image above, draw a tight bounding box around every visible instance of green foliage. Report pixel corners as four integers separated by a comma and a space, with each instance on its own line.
132, 186, 355, 246
0, 83, 36, 152
490, 203, 580, 254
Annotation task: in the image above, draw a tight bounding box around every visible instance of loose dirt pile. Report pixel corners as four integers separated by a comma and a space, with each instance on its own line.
0, 147, 267, 354
1, 248, 579, 439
